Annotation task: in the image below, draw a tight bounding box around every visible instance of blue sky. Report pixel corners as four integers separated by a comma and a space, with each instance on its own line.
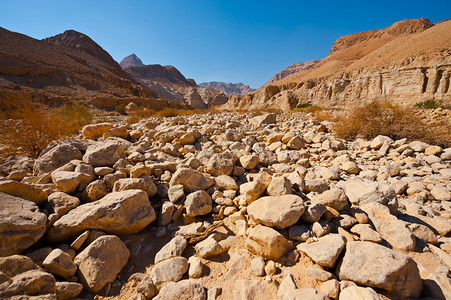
1, 0, 449, 88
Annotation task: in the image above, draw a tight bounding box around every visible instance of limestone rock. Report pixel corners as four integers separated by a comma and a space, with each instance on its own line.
339, 286, 382, 300
154, 279, 206, 300
266, 176, 292, 196
245, 225, 293, 260
150, 256, 188, 288
46, 192, 80, 218
155, 235, 187, 264
170, 168, 214, 193
47, 190, 155, 242
337, 241, 422, 298
82, 123, 113, 140
247, 195, 304, 229
188, 257, 203, 278
297, 234, 346, 267
344, 180, 396, 208
34, 144, 82, 175
83, 141, 125, 167
194, 235, 225, 258
42, 248, 77, 279
185, 190, 212, 217
51, 171, 81, 194
113, 177, 157, 198
0, 180, 48, 204
248, 257, 265, 277
0, 255, 56, 298
206, 152, 237, 176
0, 193, 47, 256
312, 188, 348, 211
56, 281, 83, 300
74, 235, 130, 292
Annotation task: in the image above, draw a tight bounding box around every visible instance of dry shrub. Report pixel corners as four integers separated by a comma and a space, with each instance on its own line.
293, 105, 323, 114
334, 102, 450, 147
0, 94, 89, 158
313, 110, 336, 122
58, 101, 93, 133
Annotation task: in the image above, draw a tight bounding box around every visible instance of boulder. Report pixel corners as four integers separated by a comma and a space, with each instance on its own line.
170, 168, 214, 193
337, 241, 422, 299
0, 180, 48, 204
81, 122, 113, 140
34, 144, 82, 175
113, 177, 157, 198
42, 249, 77, 279
266, 176, 292, 196
0, 193, 47, 256
83, 141, 125, 167
205, 152, 237, 176
312, 188, 349, 211
155, 235, 187, 264
51, 171, 82, 194
361, 202, 415, 251
297, 234, 346, 268
194, 236, 225, 258
185, 190, 212, 217
339, 286, 382, 300
56, 281, 83, 300
74, 235, 130, 292
154, 279, 206, 300
47, 190, 155, 242
0, 255, 56, 298
150, 256, 188, 288
344, 180, 397, 211
245, 225, 293, 260
46, 192, 80, 218
247, 195, 304, 229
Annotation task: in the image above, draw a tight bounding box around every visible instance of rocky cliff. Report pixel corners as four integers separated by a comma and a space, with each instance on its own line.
198, 81, 255, 96
225, 18, 451, 110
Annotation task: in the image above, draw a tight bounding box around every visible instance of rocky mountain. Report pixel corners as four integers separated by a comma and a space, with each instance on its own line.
0, 27, 184, 109
266, 59, 321, 85
198, 81, 255, 96
121, 55, 228, 109
119, 54, 144, 68
226, 18, 451, 110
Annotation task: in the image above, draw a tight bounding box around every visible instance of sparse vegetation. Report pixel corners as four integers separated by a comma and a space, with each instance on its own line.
115, 103, 127, 115
334, 101, 450, 147
0, 94, 92, 158
58, 101, 93, 132
415, 99, 440, 109
296, 102, 313, 109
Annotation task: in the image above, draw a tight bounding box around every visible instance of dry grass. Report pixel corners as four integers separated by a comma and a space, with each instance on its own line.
334, 102, 451, 147
126, 107, 222, 123
0, 94, 93, 158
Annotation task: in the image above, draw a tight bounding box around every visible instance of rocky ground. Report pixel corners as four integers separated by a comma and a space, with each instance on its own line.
0, 111, 450, 300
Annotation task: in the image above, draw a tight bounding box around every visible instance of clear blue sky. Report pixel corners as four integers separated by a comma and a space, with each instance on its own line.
1, 0, 449, 88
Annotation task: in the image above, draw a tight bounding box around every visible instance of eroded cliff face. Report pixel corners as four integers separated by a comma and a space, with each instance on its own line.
225, 19, 451, 110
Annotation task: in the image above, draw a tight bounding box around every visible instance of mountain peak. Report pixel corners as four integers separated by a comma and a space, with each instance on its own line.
120, 54, 144, 68
43, 29, 122, 73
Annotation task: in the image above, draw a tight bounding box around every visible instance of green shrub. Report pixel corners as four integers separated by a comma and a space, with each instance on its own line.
415, 99, 439, 109
58, 101, 93, 131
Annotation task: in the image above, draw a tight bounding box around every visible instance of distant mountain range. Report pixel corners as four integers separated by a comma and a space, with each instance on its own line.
198, 82, 255, 96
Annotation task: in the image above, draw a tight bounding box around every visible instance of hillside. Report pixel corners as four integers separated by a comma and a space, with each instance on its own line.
225, 18, 451, 110
198, 81, 255, 96
0, 28, 156, 103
